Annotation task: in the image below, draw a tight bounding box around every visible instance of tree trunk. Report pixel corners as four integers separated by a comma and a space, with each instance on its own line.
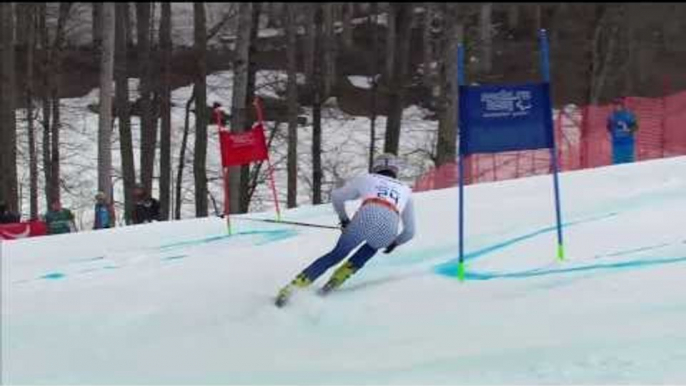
342, 2, 353, 49
480, 3, 492, 75
285, 3, 298, 209
507, 3, 520, 31
136, 3, 156, 194
158, 2, 172, 220
368, 2, 380, 171
0, 3, 18, 210
240, 2, 261, 213
436, 7, 461, 167
229, 2, 252, 213
48, 2, 72, 206
384, 3, 412, 156
193, 2, 208, 217
311, 4, 324, 205
115, 2, 135, 224
39, 3, 51, 209
175, 88, 195, 220
322, 3, 336, 97
24, 5, 38, 218
385, 4, 396, 79
303, 5, 315, 82
422, 3, 434, 89
93, 3, 103, 50
97, 3, 115, 199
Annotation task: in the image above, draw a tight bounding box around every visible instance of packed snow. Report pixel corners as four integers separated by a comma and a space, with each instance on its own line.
3, 156, 686, 384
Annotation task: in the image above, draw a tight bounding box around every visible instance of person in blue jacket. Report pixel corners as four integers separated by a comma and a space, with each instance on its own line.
607, 99, 639, 164
93, 192, 116, 230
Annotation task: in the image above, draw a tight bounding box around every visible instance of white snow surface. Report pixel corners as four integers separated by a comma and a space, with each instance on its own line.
3, 156, 686, 384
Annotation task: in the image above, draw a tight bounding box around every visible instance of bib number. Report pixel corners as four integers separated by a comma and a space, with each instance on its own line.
377, 186, 400, 205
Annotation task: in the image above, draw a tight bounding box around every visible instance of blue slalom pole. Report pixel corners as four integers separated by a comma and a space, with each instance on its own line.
539, 29, 565, 261
457, 43, 467, 280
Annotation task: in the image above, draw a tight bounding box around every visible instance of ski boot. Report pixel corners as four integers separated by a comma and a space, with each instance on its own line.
318, 261, 357, 296
274, 273, 311, 307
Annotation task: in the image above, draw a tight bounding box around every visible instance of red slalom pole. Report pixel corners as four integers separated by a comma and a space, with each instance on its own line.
214, 107, 232, 234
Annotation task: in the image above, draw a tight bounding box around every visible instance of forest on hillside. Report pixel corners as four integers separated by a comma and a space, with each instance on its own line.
1, 3, 685, 224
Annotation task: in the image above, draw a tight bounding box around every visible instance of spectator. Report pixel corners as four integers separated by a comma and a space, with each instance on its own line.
93, 192, 116, 230
132, 184, 160, 224
607, 98, 639, 164
44, 200, 77, 235
0, 201, 21, 224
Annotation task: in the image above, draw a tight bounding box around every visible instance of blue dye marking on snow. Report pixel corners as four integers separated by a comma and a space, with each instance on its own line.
604, 243, 672, 257
76, 256, 105, 262
40, 272, 66, 280
459, 256, 686, 281
102, 265, 119, 270
435, 212, 619, 274
158, 229, 297, 250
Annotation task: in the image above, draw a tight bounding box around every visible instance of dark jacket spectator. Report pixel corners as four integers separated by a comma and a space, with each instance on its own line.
132, 184, 160, 224
0, 201, 21, 224
93, 192, 116, 229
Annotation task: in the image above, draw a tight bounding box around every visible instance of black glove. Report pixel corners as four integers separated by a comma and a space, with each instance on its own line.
339, 218, 350, 230
383, 241, 398, 254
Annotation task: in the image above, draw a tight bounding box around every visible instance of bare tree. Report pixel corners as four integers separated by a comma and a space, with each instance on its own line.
285, 3, 298, 208
385, 4, 396, 79
303, 4, 315, 82
342, 2, 354, 49
136, 3, 156, 193
39, 3, 52, 209
240, 2, 261, 213
92, 3, 103, 49
115, 2, 136, 223
322, 3, 337, 97
479, 3, 493, 75
48, 3, 72, 206
436, 5, 462, 167
193, 2, 208, 217
175, 88, 195, 220
311, 4, 324, 204
158, 2, 172, 220
97, 3, 116, 199
384, 2, 413, 155
229, 2, 252, 213
0, 3, 18, 210
422, 3, 434, 89
17, 4, 39, 218
368, 1, 380, 171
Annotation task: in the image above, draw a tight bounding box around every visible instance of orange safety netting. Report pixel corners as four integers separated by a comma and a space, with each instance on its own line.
414, 90, 686, 192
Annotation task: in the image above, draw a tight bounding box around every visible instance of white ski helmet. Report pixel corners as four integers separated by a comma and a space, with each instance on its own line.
372, 153, 400, 177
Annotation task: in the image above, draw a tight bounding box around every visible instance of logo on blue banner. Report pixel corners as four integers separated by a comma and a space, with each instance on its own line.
459, 82, 554, 155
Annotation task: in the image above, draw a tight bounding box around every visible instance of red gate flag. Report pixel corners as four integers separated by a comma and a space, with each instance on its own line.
0, 220, 48, 240
218, 123, 269, 167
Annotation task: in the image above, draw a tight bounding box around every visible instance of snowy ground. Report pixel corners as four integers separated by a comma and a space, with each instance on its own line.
3, 156, 686, 384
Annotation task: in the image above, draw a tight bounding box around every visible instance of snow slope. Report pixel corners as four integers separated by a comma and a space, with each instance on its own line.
2, 156, 686, 384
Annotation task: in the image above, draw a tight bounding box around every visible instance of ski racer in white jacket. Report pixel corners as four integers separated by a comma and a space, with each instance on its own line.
275, 153, 416, 307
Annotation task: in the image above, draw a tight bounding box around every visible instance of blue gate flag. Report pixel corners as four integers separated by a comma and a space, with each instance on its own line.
459, 82, 554, 155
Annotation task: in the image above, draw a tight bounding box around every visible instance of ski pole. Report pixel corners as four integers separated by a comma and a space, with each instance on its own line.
236, 217, 340, 230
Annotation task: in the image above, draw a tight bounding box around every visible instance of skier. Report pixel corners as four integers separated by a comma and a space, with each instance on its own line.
275, 153, 416, 307
93, 192, 116, 230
